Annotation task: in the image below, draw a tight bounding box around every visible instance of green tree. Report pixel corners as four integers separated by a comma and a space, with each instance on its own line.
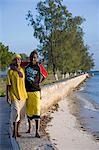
20, 53, 28, 61
26, 0, 72, 78
53, 16, 85, 74
79, 46, 94, 71
26, 0, 94, 79
0, 43, 14, 70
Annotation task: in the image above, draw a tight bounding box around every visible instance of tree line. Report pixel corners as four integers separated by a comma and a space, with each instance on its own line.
26, 0, 94, 79
0, 0, 94, 80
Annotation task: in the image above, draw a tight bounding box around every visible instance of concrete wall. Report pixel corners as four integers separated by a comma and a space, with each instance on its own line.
41, 74, 88, 114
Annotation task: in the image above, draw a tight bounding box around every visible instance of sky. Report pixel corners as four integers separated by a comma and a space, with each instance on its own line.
0, 0, 99, 70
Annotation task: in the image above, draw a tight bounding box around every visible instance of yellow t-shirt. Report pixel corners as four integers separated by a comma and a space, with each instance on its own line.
6, 68, 27, 101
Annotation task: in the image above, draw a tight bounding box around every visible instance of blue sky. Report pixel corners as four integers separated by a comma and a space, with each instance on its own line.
0, 0, 99, 70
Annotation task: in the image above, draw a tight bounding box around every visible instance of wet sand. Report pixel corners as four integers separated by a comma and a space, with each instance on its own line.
74, 92, 99, 142
46, 96, 99, 150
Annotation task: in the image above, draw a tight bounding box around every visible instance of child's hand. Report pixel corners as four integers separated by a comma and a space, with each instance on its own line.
7, 97, 11, 106
18, 71, 23, 78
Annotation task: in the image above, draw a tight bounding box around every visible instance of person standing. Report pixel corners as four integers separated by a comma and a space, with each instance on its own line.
6, 54, 27, 138
25, 50, 47, 138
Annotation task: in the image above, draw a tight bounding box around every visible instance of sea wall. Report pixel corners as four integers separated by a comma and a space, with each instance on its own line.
41, 74, 88, 114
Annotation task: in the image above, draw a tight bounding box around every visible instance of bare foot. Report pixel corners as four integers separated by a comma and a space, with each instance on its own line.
26, 129, 30, 133
35, 132, 40, 138
17, 133, 21, 137
12, 133, 16, 139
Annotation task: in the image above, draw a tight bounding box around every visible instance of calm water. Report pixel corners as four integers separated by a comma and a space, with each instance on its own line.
75, 73, 99, 139
80, 74, 99, 104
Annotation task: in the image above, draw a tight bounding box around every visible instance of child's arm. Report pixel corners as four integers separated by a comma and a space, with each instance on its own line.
10, 63, 23, 77
39, 63, 48, 83
6, 85, 11, 104
40, 75, 45, 83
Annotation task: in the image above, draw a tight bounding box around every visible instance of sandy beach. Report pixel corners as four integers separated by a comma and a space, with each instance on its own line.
46, 96, 99, 150
14, 74, 99, 150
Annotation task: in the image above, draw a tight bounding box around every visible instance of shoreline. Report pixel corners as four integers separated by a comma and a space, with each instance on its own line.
74, 92, 99, 142
1, 73, 99, 149
67, 76, 99, 142
46, 93, 99, 150
16, 74, 93, 149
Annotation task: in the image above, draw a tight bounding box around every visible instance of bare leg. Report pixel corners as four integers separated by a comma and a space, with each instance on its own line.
35, 119, 40, 138
17, 120, 21, 137
12, 122, 17, 138
26, 118, 31, 133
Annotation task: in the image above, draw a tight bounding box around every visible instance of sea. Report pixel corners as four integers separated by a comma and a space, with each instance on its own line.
75, 71, 99, 140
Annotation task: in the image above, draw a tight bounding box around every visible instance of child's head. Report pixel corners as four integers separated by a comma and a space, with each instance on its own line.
12, 54, 22, 67
30, 50, 38, 65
